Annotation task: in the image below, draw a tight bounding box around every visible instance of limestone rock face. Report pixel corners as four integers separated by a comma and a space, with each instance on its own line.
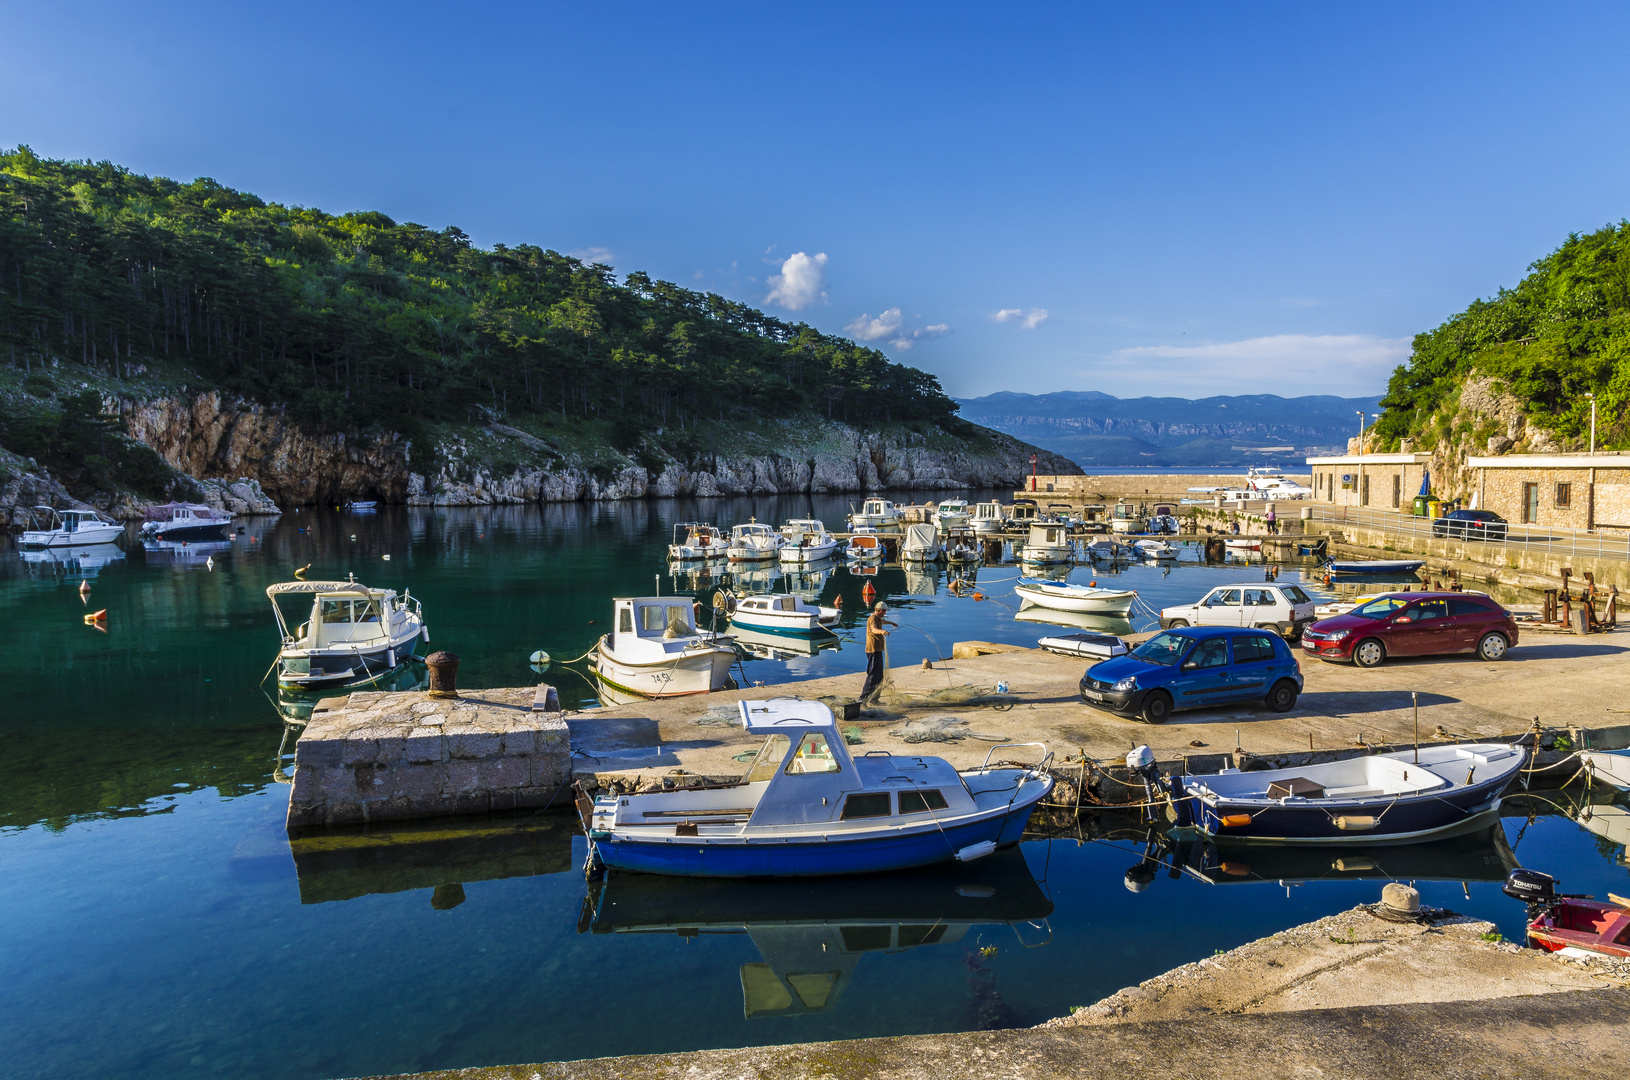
123, 391, 410, 507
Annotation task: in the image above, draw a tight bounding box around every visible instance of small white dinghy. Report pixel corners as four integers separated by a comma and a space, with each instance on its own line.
1014, 578, 1137, 615
779, 519, 840, 563
1036, 632, 1130, 660
593, 597, 736, 703
1133, 538, 1177, 560
729, 593, 840, 636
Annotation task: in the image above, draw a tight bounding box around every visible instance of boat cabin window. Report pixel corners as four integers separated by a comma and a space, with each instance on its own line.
839, 792, 891, 819
619, 608, 634, 633
897, 924, 949, 948
777, 597, 797, 611
745, 734, 793, 782
785, 732, 840, 774
898, 788, 948, 814
839, 926, 894, 952
320, 599, 355, 623
638, 603, 692, 637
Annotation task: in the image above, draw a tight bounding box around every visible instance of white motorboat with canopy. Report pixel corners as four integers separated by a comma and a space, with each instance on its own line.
139, 502, 233, 542
779, 519, 840, 563
728, 521, 784, 562
593, 597, 737, 703
267, 577, 428, 689
670, 522, 728, 560
935, 499, 971, 531
19, 506, 124, 548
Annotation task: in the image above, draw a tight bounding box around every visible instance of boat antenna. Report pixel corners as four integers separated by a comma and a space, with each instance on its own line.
655, 574, 660, 597
1413, 691, 1419, 764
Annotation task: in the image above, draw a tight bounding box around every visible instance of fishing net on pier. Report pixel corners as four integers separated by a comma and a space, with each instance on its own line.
869, 640, 1020, 711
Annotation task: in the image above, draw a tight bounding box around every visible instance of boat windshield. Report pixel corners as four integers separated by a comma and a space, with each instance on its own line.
1349, 597, 1411, 620
745, 734, 792, 782
1131, 631, 1193, 666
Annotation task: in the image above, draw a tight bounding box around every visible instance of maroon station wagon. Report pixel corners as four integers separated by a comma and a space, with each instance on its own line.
1300, 592, 1519, 668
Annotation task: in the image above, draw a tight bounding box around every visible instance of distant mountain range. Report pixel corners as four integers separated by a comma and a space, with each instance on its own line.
953, 390, 1385, 468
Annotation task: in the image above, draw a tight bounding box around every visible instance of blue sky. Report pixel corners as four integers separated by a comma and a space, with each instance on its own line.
5, 2, 1629, 399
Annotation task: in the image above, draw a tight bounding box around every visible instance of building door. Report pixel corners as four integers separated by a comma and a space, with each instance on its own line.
1361, 474, 1370, 506
1523, 482, 1539, 524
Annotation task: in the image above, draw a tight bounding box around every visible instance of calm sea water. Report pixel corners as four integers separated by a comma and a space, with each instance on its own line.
1, 494, 1625, 1080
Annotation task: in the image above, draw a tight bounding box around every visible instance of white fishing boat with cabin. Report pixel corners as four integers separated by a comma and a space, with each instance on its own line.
847, 498, 903, 529
1020, 522, 1074, 564
268, 576, 428, 690
900, 522, 943, 563
19, 506, 125, 548
1108, 502, 1146, 534
779, 519, 840, 563
670, 522, 728, 561
728, 520, 784, 562
944, 528, 981, 564
972, 501, 1006, 535
593, 597, 737, 703
1013, 578, 1137, 615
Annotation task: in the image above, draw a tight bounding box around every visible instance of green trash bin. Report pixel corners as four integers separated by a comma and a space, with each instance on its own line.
1411, 495, 1429, 517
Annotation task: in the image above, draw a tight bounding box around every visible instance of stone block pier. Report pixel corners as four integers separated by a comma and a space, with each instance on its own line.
286, 686, 570, 829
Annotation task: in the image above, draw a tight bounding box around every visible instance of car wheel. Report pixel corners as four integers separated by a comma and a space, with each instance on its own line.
1353, 638, 1386, 668
1477, 632, 1510, 661
1264, 679, 1299, 712
1166, 619, 1189, 629
1140, 690, 1173, 724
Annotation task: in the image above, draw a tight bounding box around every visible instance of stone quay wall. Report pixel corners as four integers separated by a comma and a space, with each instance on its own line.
287, 687, 570, 830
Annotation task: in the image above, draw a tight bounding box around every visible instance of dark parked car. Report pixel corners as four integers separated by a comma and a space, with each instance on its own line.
1300, 592, 1518, 668
1432, 509, 1508, 540
1080, 625, 1304, 723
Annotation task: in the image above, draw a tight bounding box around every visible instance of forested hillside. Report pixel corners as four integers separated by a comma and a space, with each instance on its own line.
1375, 222, 1630, 452
0, 146, 958, 447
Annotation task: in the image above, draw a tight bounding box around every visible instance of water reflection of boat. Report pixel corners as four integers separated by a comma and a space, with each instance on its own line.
903, 566, 938, 596
1185, 824, 1519, 886
580, 846, 1053, 1018
731, 625, 843, 660
17, 543, 128, 574
1014, 606, 1136, 637
141, 538, 233, 566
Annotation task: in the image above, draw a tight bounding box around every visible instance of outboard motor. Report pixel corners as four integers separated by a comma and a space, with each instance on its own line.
1126, 744, 1159, 795
1503, 868, 1558, 913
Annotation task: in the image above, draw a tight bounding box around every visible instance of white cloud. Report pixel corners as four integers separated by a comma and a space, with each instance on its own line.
764, 251, 828, 310
568, 247, 615, 267
1100, 333, 1409, 396
991, 307, 1049, 329
846, 308, 952, 351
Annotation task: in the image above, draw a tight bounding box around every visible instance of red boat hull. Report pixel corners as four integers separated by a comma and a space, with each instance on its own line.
1528, 898, 1630, 958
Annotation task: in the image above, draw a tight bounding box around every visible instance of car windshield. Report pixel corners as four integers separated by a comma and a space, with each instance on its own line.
1131, 631, 1192, 666
1349, 596, 1411, 620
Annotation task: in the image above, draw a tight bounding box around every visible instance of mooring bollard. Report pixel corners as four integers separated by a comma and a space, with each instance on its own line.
426, 650, 461, 698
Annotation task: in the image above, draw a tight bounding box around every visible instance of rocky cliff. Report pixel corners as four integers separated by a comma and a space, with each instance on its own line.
112, 391, 1078, 509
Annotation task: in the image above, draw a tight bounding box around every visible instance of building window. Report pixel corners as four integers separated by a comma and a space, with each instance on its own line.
1391, 475, 1400, 508
1556, 482, 1572, 508
1361, 474, 1370, 506
1523, 482, 1539, 524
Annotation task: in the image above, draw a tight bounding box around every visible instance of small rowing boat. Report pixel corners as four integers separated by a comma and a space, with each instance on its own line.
1327, 559, 1425, 576
1013, 578, 1137, 615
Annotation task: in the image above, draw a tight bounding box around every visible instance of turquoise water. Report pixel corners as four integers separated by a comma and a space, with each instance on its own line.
1, 495, 1625, 1079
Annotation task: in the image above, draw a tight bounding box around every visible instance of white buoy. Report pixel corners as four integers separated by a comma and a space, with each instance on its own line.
382, 554, 391, 561
529, 650, 551, 667
206, 556, 214, 570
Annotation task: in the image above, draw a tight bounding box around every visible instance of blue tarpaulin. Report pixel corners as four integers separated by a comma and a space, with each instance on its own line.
1418, 471, 1432, 498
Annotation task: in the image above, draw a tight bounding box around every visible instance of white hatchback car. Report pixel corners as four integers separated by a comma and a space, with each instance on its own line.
1159, 583, 1318, 638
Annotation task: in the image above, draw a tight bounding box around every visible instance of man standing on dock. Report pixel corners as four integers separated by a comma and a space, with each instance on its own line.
860, 602, 898, 706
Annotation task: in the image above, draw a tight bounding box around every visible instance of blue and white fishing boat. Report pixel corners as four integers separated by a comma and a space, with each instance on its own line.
580, 699, 1054, 877
1164, 742, 1526, 844
729, 593, 839, 635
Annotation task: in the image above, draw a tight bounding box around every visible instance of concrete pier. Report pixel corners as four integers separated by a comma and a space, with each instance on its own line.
286, 687, 571, 829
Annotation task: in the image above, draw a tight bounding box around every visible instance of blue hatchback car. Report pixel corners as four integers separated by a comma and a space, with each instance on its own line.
1079, 625, 1304, 724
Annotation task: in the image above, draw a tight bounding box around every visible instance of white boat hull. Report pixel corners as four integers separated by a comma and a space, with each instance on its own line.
20, 524, 125, 547
1021, 547, 1073, 565
1015, 583, 1136, 614
728, 544, 781, 562
779, 541, 840, 563
1581, 751, 1630, 791
593, 637, 736, 703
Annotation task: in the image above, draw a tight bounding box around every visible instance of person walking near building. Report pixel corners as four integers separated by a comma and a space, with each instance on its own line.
1265, 505, 1277, 535
860, 602, 897, 705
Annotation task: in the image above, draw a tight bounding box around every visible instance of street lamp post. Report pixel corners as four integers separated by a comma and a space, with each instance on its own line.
1354, 410, 1366, 508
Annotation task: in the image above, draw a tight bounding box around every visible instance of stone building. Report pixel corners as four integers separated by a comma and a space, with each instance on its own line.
1464, 452, 1630, 533
1305, 453, 1432, 509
